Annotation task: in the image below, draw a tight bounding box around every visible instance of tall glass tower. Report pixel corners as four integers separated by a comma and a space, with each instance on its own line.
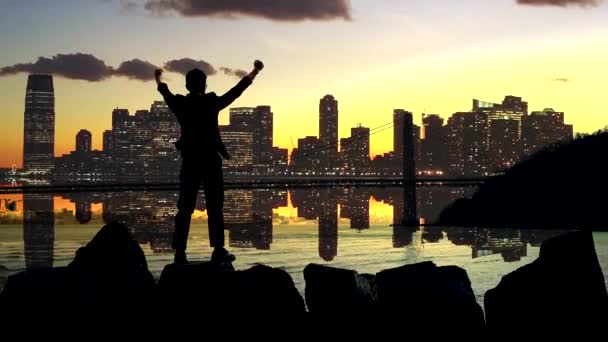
319, 95, 338, 170
23, 74, 55, 176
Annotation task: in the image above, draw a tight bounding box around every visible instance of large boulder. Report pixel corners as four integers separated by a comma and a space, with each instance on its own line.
304, 263, 376, 315
69, 220, 154, 290
0, 222, 155, 337
158, 262, 306, 324
376, 261, 485, 331
485, 230, 608, 333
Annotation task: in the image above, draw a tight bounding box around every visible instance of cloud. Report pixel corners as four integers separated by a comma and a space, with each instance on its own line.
0, 53, 246, 82
164, 58, 217, 76
113, 58, 160, 81
220, 67, 248, 79
142, 0, 352, 21
547, 77, 572, 82
0, 53, 113, 81
517, 0, 601, 7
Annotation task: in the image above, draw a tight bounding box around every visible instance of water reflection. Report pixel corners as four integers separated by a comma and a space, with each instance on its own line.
23, 193, 54, 269
7, 186, 572, 268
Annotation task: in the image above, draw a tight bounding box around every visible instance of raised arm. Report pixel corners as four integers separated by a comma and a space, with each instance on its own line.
155, 69, 180, 113
216, 60, 265, 111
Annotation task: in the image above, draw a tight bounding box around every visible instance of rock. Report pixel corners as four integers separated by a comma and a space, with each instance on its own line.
159, 262, 305, 322
303, 263, 376, 315
158, 261, 235, 314
0, 222, 155, 337
236, 264, 306, 314
485, 230, 608, 333
376, 261, 485, 330
69, 221, 154, 288
0, 267, 71, 322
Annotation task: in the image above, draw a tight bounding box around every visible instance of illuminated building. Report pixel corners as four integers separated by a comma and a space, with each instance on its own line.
319, 95, 339, 170
340, 124, 370, 172
23, 74, 55, 176
447, 112, 489, 176
290, 136, 321, 173
219, 126, 254, 172
76, 129, 92, 153
523, 108, 573, 156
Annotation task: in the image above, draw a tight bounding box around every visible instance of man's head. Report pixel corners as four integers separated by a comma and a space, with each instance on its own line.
186, 68, 207, 94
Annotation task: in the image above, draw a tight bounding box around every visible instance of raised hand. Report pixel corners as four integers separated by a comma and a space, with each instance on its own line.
155, 69, 163, 84
249, 60, 264, 81
254, 60, 264, 72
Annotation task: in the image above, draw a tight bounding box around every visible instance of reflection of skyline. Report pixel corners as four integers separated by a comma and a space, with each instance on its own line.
12, 187, 566, 263
23, 193, 54, 269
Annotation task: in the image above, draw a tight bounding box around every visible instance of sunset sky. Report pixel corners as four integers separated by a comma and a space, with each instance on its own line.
1, 0, 607, 168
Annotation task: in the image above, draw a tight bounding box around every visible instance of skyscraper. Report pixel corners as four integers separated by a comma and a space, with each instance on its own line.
447, 112, 489, 176
76, 129, 92, 153
107, 102, 183, 179
219, 126, 254, 172
291, 136, 321, 173
147, 101, 180, 176
111, 108, 147, 177
522, 108, 572, 156
132, 110, 154, 175
489, 117, 520, 172
229, 106, 273, 167
319, 95, 338, 170
472, 96, 527, 173
229, 107, 256, 129
270, 146, 288, 173
23, 74, 55, 176
340, 125, 370, 171
254, 105, 274, 165
420, 114, 448, 172
102, 130, 113, 154
111, 108, 132, 172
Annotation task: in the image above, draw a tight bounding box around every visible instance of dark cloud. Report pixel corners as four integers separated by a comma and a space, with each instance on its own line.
164, 58, 217, 76
517, 0, 601, 7
548, 77, 572, 82
142, 0, 352, 21
0, 53, 113, 81
220, 67, 248, 79
113, 59, 160, 81
0, 53, 245, 82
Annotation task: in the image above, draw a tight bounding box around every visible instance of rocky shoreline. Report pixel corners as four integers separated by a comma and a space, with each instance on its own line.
1, 222, 606, 337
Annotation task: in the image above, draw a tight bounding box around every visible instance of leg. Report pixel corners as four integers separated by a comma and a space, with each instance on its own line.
202, 157, 225, 248
173, 159, 202, 253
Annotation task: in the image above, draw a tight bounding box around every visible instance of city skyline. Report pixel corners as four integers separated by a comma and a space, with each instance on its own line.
12, 74, 574, 181
1, 1, 608, 167
0, 74, 585, 169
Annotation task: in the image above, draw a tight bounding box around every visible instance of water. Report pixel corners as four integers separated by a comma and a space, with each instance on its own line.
0, 186, 606, 306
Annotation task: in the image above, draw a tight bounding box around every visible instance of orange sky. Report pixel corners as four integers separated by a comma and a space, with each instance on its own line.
1, 1, 607, 167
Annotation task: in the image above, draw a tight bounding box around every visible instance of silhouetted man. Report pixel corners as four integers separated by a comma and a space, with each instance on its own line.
156, 60, 264, 264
